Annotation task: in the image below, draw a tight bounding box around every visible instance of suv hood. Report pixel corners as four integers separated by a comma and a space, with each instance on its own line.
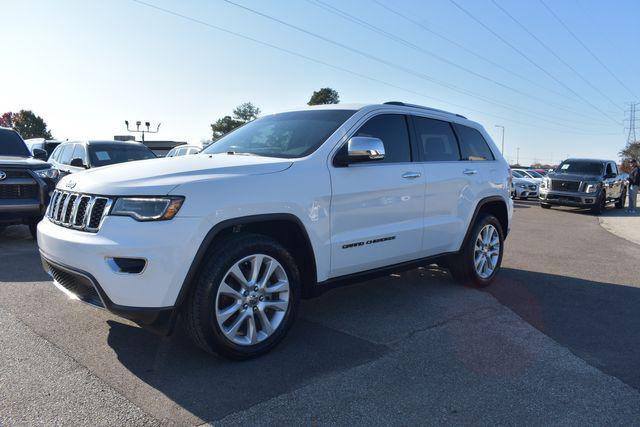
57, 153, 293, 195
513, 177, 537, 185
0, 155, 50, 169
548, 172, 599, 182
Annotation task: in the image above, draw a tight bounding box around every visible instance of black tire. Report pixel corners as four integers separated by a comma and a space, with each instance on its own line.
615, 188, 627, 209
184, 232, 300, 360
591, 192, 606, 215
448, 213, 504, 288
540, 203, 551, 209
28, 221, 38, 240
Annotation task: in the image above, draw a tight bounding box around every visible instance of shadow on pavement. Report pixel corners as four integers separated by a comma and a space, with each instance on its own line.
488, 267, 640, 391
0, 227, 49, 283
107, 317, 388, 423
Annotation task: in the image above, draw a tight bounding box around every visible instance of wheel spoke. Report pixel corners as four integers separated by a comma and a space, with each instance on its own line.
250, 255, 264, 284
228, 264, 249, 289
263, 300, 288, 312
256, 307, 274, 335
259, 258, 278, 288
474, 253, 484, 268
246, 314, 257, 344
265, 279, 289, 294
217, 302, 241, 323
219, 282, 243, 300
226, 310, 249, 336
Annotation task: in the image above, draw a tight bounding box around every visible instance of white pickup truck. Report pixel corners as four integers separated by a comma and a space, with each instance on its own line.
37, 102, 513, 359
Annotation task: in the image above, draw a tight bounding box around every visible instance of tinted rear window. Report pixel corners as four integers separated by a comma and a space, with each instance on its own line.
454, 124, 495, 161
413, 116, 460, 161
89, 144, 156, 167
0, 128, 30, 157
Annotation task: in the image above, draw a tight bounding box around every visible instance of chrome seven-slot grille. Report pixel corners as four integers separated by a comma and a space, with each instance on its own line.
47, 190, 112, 232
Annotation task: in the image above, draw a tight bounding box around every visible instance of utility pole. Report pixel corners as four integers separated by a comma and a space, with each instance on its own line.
494, 125, 505, 154
624, 102, 639, 143
125, 120, 161, 143
516, 147, 520, 165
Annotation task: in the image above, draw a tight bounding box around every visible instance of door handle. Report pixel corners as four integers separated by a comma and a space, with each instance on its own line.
402, 171, 422, 179
463, 169, 478, 175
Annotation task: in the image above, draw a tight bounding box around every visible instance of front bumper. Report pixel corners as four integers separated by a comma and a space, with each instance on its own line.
539, 189, 599, 207
37, 215, 209, 309
514, 187, 539, 198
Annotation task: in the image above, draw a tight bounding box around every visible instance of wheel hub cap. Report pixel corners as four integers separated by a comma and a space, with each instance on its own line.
473, 224, 501, 279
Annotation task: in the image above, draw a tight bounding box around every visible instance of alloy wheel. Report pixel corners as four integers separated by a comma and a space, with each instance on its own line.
215, 254, 290, 346
473, 224, 500, 279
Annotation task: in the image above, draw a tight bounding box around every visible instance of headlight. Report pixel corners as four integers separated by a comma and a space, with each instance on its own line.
540, 178, 550, 189
583, 182, 600, 193
110, 196, 184, 221
516, 183, 526, 188
35, 168, 59, 180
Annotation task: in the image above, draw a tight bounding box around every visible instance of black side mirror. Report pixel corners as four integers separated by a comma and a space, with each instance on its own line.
32, 148, 48, 161
70, 158, 87, 168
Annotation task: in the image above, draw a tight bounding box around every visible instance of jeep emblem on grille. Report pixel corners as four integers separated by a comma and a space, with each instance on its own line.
0, 171, 6, 181
65, 180, 76, 189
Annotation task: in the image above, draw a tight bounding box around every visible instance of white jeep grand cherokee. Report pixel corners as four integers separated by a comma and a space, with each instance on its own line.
38, 102, 512, 359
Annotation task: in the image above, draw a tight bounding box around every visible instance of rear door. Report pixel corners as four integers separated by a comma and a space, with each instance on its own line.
328, 113, 425, 277
412, 115, 470, 255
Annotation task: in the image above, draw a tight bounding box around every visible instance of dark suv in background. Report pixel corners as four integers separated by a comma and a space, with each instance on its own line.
48, 140, 156, 178
0, 127, 59, 237
539, 158, 626, 214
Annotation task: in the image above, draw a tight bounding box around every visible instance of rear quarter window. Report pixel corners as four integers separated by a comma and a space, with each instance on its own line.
454, 124, 495, 161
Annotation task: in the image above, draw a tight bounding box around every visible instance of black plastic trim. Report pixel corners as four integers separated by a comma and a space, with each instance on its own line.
40, 252, 175, 334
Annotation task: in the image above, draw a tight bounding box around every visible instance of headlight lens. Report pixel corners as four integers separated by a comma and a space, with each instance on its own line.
110, 196, 184, 221
516, 183, 526, 188
35, 168, 59, 180
540, 178, 550, 189
583, 182, 600, 193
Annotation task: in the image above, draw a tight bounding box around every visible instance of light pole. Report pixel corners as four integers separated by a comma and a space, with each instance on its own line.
494, 125, 505, 154
125, 120, 161, 143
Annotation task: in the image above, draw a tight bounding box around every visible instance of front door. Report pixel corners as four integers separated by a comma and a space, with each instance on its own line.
328, 114, 425, 277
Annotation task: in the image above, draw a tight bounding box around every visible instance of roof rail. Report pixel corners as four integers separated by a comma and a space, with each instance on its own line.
383, 101, 467, 119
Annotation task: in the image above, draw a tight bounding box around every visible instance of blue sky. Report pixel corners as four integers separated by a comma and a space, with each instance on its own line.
1, 0, 638, 165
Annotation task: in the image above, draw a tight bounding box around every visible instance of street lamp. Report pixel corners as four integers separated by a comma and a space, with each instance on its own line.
494, 125, 505, 155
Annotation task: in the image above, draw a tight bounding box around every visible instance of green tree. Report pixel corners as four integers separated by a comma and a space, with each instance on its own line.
619, 141, 640, 172
0, 110, 53, 139
308, 88, 339, 105
211, 102, 260, 140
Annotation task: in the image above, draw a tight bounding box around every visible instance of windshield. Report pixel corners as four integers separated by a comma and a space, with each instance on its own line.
556, 161, 603, 176
512, 170, 525, 178
88, 144, 156, 167
0, 128, 30, 157
526, 170, 543, 178
204, 110, 357, 158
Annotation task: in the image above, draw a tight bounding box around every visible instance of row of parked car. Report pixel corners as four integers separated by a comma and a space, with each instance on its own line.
0, 129, 202, 237
511, 159, 630, 215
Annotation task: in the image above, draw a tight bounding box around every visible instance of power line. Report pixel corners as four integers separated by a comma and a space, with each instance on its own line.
371, 0, 595, 113
491, 0, 623, 112
448, 0, 620, 125
539, 0, 638, 100
305, 0, 610, 127
221, 0, 616, 130
129, 0, 620, 137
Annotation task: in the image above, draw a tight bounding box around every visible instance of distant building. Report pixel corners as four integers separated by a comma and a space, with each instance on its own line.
113, 136, 186, 156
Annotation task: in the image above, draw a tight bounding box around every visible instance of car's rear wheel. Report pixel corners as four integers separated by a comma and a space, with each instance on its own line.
615, 188, 627, 209
448, 214, 504, 288
185, 233, 300, 360
28, 220, 38, 240
540, 203, 551, 209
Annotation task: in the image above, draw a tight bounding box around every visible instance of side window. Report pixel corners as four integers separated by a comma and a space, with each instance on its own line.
72, 144, 86, 162
454, 124, 495, 161
413, 116, 460, 161
353, 114, 411, 163
50, 146, 60, 161
612, 163, 618, 175
58, 144, 74, 165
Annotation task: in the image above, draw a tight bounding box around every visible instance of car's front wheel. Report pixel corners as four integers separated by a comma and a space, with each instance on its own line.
615, 188, 627, 209
448, 214, 504, 288
185, 233, 300, 360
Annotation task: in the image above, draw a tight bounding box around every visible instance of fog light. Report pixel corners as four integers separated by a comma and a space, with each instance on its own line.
107, 257, 146, 274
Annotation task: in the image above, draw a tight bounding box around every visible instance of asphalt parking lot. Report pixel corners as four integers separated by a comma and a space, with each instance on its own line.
2, 201, 640, 425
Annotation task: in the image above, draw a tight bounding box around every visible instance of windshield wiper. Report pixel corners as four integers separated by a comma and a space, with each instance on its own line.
226, 151, 260, 156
